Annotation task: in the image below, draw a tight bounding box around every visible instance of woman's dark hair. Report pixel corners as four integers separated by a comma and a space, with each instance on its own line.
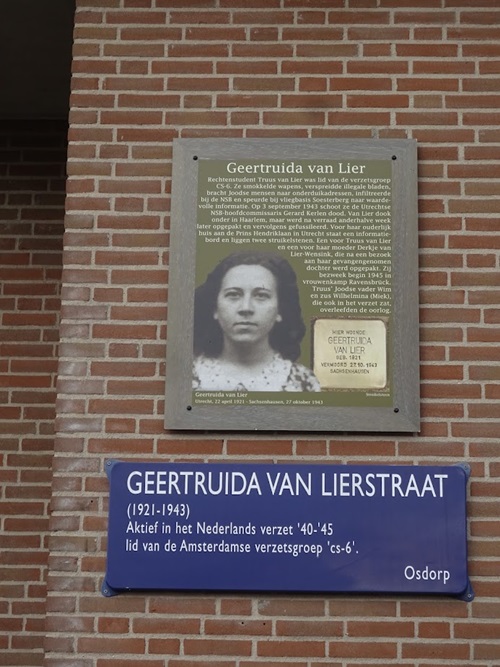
193, 251, 306, 361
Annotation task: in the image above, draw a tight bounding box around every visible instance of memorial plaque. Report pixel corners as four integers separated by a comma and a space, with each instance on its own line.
313, 318, 388, 390
165, 139, 419, 431
103, 461, 473, 601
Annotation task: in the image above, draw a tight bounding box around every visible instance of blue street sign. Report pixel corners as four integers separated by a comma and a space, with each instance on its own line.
102, 462, 473, 600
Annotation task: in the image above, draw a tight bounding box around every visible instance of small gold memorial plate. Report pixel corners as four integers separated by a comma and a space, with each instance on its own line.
313, 318, 387, 390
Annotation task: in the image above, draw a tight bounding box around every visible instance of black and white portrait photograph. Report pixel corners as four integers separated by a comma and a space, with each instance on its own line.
192, 251, 320, 393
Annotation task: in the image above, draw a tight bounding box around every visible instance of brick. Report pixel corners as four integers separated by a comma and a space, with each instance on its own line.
88, 398, 154, 415
106, 11, 167, 25
276, 620, 343, 637
347, 94, 409, 109
282, 27, 343, 40
92, 324, 157, 339
479, 62, 500, 78
148, 597, 216, 615
205, 619, 271, 636
133, 617, 200, 634
258, 598, 326, 617
475, 644, 500, 661
156, 438, 224, 455
217, 61, 278, 75
185, 27, 246, 41
463, 150, 500, 167
402, 641, 470, 660
328, 111, 392, 125
167, 111, 228, 125
348, 29, 410, 45
298, 78, 328, 92
394, 10, 455, 23
418, 621, 452, 639
248, 29, 299, 48
328, 440, 396, 456
217, 95, 278, 108
347, 620, 415, 637
120, 27, 181, 40
452, 423, 500, 438
220, 598, 253, 615
398, 77, 459, 92
258, 640, 326, 658
328, 641, 397, 659
234, 77, 295, 91
263, 111, 326, 125
184, 639, 252, 656
460, 6, 500, 19
281, 94, 342, 108
168, 662, 234, 667
78, 638, 146, 654
451, 272, 500, 287
296, 439, 328, 456
227, 439, 293, 457
330, 76, 392, 91
95, 662, 163, 667
168, 44, 229, 58
282, 62, 342, 75
95, 249, 160, 265
170, 10, 231, 24
329, 9, 391, 23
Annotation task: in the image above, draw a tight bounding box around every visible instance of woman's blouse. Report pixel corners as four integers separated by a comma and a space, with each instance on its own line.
192, 353, 321, 392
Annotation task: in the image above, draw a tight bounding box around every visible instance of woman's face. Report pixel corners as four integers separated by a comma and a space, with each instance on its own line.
214, 264, 281, 347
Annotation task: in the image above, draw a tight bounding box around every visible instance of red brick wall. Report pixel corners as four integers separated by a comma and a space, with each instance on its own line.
47, 1, 499, 666
0, 120, 66, 667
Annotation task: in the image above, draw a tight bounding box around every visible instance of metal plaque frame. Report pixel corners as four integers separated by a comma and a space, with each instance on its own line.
165, 139, 419, 432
